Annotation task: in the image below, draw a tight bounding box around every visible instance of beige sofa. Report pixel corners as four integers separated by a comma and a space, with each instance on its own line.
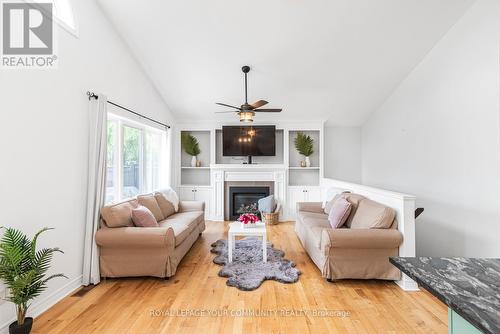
95, 193, 205, 278
295, 194, 403, 281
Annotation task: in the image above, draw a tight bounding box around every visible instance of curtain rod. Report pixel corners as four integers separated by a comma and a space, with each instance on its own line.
86, 91, 171, 129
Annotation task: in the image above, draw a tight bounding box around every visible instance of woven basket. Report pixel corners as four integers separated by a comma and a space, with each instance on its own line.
261, 204, 281, 225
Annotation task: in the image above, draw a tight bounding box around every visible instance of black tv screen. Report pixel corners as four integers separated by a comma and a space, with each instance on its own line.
222, 126, 276, 156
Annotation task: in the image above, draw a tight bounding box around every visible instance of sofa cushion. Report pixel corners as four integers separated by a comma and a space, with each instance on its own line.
156, 188, 179, 212
301, 214, 331, 249
296, 202, 324, 214
328, 197, 352, 228
297, 211, 329, 224
158, 211, 204, 246
131, 205, 159, 227
350, 198, 396, 229
155, 193, 176, 218
342, 193, 366, 227
137, 194, 164, 222
100, 199, 138, 228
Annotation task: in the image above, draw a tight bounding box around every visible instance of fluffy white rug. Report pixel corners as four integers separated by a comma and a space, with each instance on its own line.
210, 237, 301, 291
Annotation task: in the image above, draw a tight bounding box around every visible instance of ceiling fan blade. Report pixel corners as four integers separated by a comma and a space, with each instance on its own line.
215, 111, 238, 113
253, 108, 282, 112
249, 100, 268, 109
216, 102, 242, 110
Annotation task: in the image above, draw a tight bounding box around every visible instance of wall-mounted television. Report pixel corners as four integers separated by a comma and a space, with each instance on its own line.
222, 125, 276, 158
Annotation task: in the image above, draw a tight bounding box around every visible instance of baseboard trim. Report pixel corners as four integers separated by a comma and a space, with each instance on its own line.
396, 273, 419, 291
0, 275, 83, 334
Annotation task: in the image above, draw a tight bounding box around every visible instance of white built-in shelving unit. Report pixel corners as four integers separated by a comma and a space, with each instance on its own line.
175, 121, 324, 220
179, 130, 211, 187
285, 128, 323, 218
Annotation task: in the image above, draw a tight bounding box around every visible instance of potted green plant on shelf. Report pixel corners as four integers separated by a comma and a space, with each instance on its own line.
0, 227, 66, 334
181, 133, 201, 167
294, 132, 314, 167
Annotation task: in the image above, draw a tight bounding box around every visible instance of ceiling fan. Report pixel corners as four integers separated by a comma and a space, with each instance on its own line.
216, 65, 282, 122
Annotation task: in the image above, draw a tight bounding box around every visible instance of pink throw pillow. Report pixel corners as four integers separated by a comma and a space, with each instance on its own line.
131, 205, 159, 227
328, 197, 352, 229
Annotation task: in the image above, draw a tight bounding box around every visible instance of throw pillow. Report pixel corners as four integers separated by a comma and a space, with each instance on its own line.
100, 199, 138, 228
321, 187, 345, 209
343, 193, 367, 227
323, 191, 351, 214
258, 195, 276, 213
131, 205, 159, 227
328, 197, 352, 229
155, 193, 176, 218
156, 187, 179, 212
137, 194, 164, 221
349, 198, 396, 229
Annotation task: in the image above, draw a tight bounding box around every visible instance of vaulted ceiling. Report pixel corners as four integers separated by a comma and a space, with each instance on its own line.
98, 0, 474, 125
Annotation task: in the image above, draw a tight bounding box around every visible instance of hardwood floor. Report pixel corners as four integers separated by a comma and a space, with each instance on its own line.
33, 221, 447, 334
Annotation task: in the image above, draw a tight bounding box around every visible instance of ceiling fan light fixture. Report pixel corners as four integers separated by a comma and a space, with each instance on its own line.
215, 66, 282, 121
239, 111, 254, 122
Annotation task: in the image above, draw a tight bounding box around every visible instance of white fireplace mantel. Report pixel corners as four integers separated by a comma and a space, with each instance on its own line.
210, 164, 286, 170
210, 164, 286, 221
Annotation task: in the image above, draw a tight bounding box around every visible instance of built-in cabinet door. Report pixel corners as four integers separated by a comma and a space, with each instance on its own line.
287, 187, 305, 218
195, 187, 211, 219
178, 186, 211, 219
287, 186, 322, 219
448, 309, 482, 334
178, 187, 195, 201
306, 187, 322, 202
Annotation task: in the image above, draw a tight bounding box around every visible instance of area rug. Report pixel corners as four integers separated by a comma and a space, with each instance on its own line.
210, 237, 301, 291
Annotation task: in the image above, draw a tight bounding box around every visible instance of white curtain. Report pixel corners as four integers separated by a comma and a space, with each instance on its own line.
163, 127, 173, 188
82, 94, 107, 285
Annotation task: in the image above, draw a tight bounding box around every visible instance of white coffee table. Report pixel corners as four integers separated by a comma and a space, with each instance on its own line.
228, 222, 267, 263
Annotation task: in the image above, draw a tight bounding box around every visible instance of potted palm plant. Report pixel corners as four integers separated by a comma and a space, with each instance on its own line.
294, 132, 314, 167
0, 227, 66, 334
181, 133, 202, 167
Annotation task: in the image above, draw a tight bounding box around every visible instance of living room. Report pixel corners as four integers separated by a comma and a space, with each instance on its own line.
0, 0, 498, 333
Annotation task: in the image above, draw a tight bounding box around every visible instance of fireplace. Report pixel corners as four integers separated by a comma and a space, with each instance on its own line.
228, 186, 270, 220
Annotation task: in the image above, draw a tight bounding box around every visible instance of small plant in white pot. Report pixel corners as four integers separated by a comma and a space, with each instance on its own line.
294, 132, 314, 167
0, 227, 66, 334
181, 133, 201, 167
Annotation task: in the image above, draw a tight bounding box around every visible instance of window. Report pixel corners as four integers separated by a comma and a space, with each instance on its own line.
29, 0, 77, 35
105, 113, 168, 203
106, 120, 118, 203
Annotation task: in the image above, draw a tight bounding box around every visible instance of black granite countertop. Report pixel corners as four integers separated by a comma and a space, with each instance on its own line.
390, 257, 500, 334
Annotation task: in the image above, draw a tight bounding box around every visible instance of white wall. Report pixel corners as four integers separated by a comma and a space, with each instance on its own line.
324, 127, 362, 183
0, 0, 175, 329
361, 0, 500, 257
